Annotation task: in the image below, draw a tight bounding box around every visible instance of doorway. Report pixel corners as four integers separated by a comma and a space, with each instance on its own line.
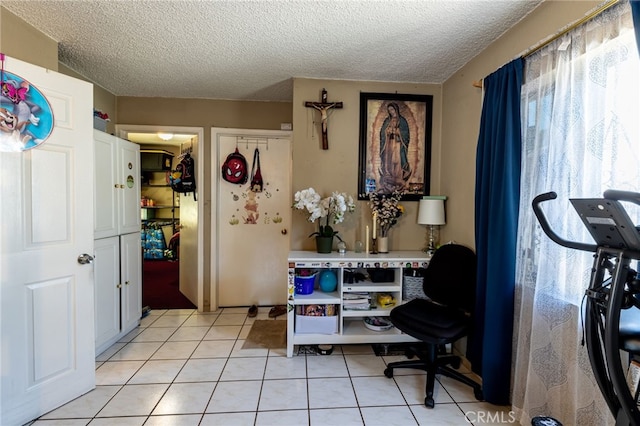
118, 125, 204, 311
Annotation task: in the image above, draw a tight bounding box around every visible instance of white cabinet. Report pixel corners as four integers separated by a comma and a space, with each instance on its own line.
286, 251, 429, 357
93, 129, 142, 355
120, 232, 142, 332
93, 234, 142, 355
94, 237, 120, 351
94, 129, 141, 239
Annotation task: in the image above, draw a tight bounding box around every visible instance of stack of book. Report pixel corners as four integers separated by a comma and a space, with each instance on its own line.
343, 292, 371, 310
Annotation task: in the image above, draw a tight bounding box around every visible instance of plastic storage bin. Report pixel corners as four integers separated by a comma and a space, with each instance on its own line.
295, 315, 338, 334
403, 275, 424, 301
295, 274, 316, 295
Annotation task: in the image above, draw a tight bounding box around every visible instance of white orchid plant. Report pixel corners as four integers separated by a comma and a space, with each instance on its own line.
293, 187, 356, 240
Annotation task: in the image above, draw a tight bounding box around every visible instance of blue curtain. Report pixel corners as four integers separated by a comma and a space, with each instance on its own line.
470, 58, 523, 405
632, 0, 640, 52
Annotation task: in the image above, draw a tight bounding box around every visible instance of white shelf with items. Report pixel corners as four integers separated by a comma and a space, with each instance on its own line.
286, 251, 429, 357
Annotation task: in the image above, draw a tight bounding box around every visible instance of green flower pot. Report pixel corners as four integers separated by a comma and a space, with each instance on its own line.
315, 236, 333, 253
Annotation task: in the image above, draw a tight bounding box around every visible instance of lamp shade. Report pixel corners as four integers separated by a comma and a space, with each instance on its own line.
418, 197, 446, 225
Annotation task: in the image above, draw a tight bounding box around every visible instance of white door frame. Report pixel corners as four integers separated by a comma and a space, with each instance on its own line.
117, 125, 204, 311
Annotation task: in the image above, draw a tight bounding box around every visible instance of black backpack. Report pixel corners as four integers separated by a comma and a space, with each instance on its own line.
169, 153, 197, 200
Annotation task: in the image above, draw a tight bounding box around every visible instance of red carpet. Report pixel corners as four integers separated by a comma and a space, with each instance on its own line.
143, 260, 196, 309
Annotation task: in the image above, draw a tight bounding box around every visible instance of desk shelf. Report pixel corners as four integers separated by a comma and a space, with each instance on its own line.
286, 251, 428, 357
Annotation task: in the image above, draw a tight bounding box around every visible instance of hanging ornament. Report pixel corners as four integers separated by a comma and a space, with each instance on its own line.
0, 53, 55, 152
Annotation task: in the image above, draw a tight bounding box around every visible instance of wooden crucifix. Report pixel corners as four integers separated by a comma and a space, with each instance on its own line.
304, 88, 343, 150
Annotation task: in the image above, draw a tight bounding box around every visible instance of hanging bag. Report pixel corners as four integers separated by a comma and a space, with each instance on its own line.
250, 147, 264, 192
221, 147, 248, 184
169, 153, 197, 200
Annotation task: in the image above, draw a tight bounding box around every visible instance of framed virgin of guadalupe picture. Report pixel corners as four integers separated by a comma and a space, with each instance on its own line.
357, 92, 433, 201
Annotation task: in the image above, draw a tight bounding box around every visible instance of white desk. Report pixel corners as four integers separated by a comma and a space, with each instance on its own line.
286, 251, 429, 357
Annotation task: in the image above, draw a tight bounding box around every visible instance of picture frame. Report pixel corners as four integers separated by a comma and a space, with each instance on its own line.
357, 92, 433, 201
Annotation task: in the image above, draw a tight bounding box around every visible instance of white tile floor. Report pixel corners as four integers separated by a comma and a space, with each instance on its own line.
30, 308, 516, 426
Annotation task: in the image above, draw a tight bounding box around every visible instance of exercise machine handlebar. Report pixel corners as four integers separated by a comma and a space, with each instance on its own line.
531, 191, 597, 253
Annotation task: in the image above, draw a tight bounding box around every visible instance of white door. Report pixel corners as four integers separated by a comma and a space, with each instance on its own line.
178, 137, 199, 306
0, 56, 95, 425
213, 129, 292, 307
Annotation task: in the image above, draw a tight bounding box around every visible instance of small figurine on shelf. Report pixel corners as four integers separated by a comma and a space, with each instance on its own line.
376, 293, 396, 308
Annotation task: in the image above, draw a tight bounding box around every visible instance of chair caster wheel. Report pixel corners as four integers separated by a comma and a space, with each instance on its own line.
425, 397, 435, 408
474, 388, 484, 401
384, 368, 393, 378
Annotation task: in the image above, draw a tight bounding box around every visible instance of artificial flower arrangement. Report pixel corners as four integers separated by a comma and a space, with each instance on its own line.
369, 189, 405, 237
293, 187, 356, 241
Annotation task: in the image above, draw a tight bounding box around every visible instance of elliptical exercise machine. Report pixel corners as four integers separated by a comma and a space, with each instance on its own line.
533, 190, 640, 426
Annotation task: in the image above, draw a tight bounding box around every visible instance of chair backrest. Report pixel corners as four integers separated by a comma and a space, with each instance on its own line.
422, 243, 477, 313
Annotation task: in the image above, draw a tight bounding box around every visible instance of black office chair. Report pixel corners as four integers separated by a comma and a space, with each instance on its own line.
383, 243, 483, 408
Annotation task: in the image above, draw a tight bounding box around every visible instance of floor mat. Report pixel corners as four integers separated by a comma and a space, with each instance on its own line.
242, 320, 286, 350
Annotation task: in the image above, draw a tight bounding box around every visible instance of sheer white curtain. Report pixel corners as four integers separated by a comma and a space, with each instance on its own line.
513, 1, 640, 424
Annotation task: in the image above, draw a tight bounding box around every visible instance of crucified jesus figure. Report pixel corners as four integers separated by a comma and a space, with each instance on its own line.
304, 89, 343, 150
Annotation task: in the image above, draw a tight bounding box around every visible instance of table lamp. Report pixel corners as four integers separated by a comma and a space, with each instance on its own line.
417, 196, 446, 256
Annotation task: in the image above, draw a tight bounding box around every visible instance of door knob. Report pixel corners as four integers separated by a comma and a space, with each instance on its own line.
77, 253, 94, 264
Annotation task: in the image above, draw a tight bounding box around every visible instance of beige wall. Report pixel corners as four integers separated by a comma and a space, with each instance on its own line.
117, 97, 292, 298
0, 8, 58, 71
441, 0, 601, 248
292, 78, 442, 252
116, 98, 292, 233
2, 0, 607, 255
1, 7, 118, 134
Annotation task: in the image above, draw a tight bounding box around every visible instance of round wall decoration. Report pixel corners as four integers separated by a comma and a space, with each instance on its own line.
0, 69, 54, 152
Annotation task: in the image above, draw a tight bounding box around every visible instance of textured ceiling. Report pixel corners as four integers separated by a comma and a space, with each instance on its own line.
3, 0, 542, 102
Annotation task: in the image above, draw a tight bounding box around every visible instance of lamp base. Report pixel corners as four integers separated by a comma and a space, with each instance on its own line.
422, 225, 439, 257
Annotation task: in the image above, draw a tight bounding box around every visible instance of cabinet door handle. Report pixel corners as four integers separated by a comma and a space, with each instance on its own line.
117, 283, 122, 289
125, 281, 130, 285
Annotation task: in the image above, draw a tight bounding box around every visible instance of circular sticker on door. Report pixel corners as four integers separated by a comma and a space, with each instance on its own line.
0, 70, 54, 152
